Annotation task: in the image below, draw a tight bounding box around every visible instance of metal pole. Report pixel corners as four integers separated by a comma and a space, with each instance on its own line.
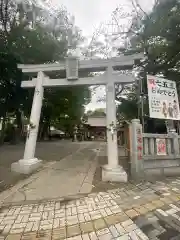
137, 77, 144, 131
140, 78, 144, 132
178, 121, 180, 135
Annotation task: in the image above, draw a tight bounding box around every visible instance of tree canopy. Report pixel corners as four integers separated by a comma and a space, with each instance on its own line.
115, 0, 180, 132
0, 0, 91, 143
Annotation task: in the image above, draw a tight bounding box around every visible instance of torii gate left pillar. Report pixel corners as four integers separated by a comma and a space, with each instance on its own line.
11, 71, 44, 174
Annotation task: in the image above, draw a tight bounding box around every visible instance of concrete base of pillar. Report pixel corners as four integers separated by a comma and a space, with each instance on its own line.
11, 158, 42, 174
102, 165, 128, 182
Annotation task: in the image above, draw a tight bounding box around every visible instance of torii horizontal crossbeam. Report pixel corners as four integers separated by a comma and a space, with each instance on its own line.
18, 53, 143, 75
21, 73, 135, 88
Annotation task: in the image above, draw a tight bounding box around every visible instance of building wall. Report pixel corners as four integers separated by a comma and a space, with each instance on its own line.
87, 117, 106, 127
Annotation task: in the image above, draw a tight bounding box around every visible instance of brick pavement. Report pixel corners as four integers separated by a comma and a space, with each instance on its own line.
1, 178, 180, 239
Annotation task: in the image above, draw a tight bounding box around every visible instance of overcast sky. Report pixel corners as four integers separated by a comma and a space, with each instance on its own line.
54, 0, 154, 37
52, 0, 154, 111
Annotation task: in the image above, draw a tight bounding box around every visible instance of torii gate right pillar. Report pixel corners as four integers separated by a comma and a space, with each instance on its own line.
102, 64, 128, 182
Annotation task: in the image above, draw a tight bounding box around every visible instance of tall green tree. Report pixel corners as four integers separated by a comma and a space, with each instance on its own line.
115, 0, 180, 130
0, 0, 91, 143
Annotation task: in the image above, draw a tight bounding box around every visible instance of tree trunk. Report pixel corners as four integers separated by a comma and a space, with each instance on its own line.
15, 110, 23, 143
44, 121, 50, 141
38, 120, 50, 141
38, 123, 44, 141
0, 116, 6, 145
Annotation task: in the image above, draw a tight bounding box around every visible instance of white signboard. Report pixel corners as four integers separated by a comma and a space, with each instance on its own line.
147, 75, 180, 120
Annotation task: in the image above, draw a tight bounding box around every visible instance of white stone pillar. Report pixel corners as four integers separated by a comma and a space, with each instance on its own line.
23, 71, 44, 159
168, 131, 179, 157
11, 71, 44, 174
102, 64, 127, 182
106, 74, 118, 168
129, 119, 144, 179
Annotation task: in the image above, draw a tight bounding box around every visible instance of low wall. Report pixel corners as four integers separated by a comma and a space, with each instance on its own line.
142, 133, 180, 177
128, 119, 180, 179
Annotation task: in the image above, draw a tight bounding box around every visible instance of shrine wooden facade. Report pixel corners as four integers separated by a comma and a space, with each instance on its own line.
83, 117, 129, 144
83, 116, 106, 141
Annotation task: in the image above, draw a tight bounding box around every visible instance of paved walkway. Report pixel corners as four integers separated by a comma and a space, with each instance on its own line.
1, 178, 180, 239
0, 142, 101, 205
0, 141, 85, 193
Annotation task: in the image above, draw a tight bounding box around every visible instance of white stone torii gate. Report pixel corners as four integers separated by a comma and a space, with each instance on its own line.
11, 53, 143, 183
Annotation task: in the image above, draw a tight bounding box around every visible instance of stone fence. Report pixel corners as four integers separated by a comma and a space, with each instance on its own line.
143, 133, 179, 159
130, 119, 180, 179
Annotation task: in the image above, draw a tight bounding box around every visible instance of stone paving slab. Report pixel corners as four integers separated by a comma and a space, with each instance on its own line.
0, 142, 101, 205
1, 178, 180, 239
0, 141, 84, 194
